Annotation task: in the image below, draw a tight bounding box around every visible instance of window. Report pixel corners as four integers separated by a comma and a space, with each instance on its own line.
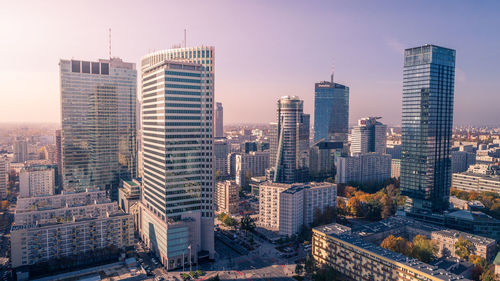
81, 61, 90, 73
91, 62, 100, 74
101, 63, 109, 75
71, 60, 80, 73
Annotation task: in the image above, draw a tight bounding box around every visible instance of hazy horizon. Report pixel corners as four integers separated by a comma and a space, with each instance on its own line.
1, 1, 500, 126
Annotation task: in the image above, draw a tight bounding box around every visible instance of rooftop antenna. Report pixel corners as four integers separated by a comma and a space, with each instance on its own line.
330, 61, 334, 84
184, 29, 187, 48
108, 28, 112, 59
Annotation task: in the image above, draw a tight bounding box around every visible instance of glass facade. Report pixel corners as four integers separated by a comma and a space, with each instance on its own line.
313, 81, 349, 144
60, 58, 137, 196
400, 45, 455, 213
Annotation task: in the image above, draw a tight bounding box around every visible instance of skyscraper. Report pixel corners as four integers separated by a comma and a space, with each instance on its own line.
215, 102, 223, 138
60, 58, 137, 194
351, 117, 387, 155
55, 129, 62, 190
270, 96, 310, 183
400, 44, 455, 213
313, 78, 349, 144
138, 46, 215, 269
14, 137, 28, 163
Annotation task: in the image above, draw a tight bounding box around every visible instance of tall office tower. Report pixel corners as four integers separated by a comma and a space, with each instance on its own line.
55, 130, 62, 190
351, 117, 387, 155
60, 58, 137, 194
400, 45, 455, 213
0, 156, 8, 199
313, 77, 349, 144
215, 102, 224, 138
137, 98, 144, 178
139, 46, 215, 269
14, 137, 28, 163
270, 96, 310, 183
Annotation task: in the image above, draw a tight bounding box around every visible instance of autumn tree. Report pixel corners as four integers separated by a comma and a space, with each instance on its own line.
336, 199, 348, 216
347, 197, 362, 217
380, 235, 413, 256
411, 235, 438, 263
454, 236, 474, 260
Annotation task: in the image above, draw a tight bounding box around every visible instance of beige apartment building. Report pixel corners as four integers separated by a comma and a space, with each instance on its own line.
215, 180, 239, 214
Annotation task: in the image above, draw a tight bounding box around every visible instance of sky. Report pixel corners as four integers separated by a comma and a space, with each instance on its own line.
1, 0, 499, 126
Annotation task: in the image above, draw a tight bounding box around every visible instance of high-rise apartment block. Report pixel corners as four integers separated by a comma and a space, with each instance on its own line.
235, 152, 270, 186
400, 45, 456, 213
313, 79, 349, 144
11, 190, 133, 268
14, 137, 28, 163
269, 96, 310, 183
259, 182, 336, 236
19, 164, 55, 198
214, 180, 239, 215
138, 46, 215, 269
336, 153, 391, 185
215, 102, 223, 138
350, 117, 387, 155
60, 58, 137, 194
214, 138, 229, 178
0, 155, 8, 199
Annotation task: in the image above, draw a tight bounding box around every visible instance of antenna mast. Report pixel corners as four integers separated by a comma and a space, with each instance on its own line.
108, 28, 112, 59
184, 29, 187, 48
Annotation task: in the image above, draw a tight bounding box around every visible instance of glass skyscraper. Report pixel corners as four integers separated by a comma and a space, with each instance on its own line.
400, 44, 455, 213
60, 58, 137, 195
138, 46, 215, 269
270, 96, 309, 183
313, 79, 349, 144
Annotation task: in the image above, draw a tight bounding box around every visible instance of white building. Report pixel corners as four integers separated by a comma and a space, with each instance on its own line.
19, 165, 55, 197
235, 152, 270, 186
391, 159, 401, 179
336, 153, 391, 185
259, 182, 337, 236
0, 155, 8, 199
350, 117, 387, 155
215, 180, 239, 215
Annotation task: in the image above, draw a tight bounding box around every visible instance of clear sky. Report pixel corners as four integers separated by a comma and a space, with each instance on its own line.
1, 0, 499, 126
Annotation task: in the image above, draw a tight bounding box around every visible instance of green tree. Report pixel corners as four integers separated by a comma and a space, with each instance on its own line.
313, 265, 338, 281
304, 255, 317, 275
295, 264, 304, 275
454, 236, 474, 260
240, 214, 256, 235
411, 235, 438, 263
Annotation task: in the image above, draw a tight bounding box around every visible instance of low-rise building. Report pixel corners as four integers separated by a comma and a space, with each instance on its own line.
215, 180, 239, 215
452, 172, 500, 193
431, 230, 496, 261
11, 191, 134, 268
313, 223, 471, 281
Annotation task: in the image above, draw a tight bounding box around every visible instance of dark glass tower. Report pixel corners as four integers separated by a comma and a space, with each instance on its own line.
400, 44, 455, 213
313, 79, 349, 144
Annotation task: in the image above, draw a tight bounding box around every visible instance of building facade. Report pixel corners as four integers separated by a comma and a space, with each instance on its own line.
350, 117, 387, 155
60, 58, 137, 194
336, 153, 391, 185
14, 137, 28, 163
0, 155, 8, 199
214, 180, 239, 215
19, 164, 55, 198
391, 158, 401, 179
313, 79, 349, 145
270, 96, 310, 183
139, 46, 215, 268
214, 138, 229, 178
215, 102, 223, 138
400, 45, 456, 213
235, 152, 270, 187
451, 151, 476, 173
452, 172, 500, 193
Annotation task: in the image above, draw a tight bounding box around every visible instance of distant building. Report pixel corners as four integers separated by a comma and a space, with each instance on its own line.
269, 96, 310, 183
235, 152, 270, 187
19, 164, 55, 198
451, 151, 476, 173
240, 141, 269, 153
0, 155, 8, 199
214, 138, 229, 178
14, 137, 28, 163
55, 129, 62, 190
309, 140, 343, 181
227, 152, 237, 178
350, 117, 387, 155
313, 78, 349, 146
400, 45, 456, 213
336, 153, 391, 185
391, 159, 401, 178
386, 144, 402, 159
215, 180, 239, 215
215, 102, 223, 138
259, 182, 336, 236
11, 190, 134, 268
449, 196, 485, 211
452, 169, 500, 194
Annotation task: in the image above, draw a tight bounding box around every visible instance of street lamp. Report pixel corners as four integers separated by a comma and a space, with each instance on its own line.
188, 244, 192, 272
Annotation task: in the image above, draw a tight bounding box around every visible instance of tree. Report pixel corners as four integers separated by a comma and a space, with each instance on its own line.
304, 255, 316, 275
380, 235, 412, 256
454, 236, 474, 260
363, 200, 382, 221
347, 197, 362, 217
479, 266, 495, 281
295, 264, 304, 275
336, 199, 347, 216
240, 214, 256, 235
411, 235, 437, 263
313, 265, 338, 281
